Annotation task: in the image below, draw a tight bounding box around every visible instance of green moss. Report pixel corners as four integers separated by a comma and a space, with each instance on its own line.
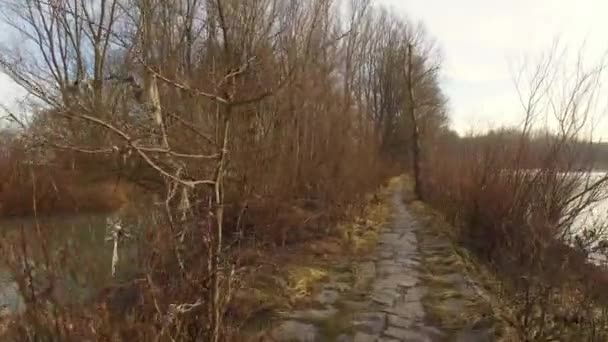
318, 308, 356, 340
408, 192, 507, 340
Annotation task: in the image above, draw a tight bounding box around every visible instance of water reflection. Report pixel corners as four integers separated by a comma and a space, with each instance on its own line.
0, 203, 155, 314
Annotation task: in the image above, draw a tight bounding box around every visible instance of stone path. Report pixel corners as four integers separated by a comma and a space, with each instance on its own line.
338, 191, 444, 342
268, 189, 495, 342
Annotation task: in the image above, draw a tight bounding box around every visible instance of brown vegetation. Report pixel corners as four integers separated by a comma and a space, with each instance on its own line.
423, 46, 608, 340
0, 134, 130, 216
0, 0, 447, 340
2, 0, 606, 340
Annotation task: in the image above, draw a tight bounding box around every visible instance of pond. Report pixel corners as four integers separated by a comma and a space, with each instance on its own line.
0, 203, 156, 315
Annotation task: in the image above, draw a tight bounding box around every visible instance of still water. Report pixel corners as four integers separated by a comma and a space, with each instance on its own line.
0, 204, 155, 314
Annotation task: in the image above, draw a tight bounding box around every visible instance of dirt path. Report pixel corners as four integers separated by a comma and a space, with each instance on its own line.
267, 188, 497, 342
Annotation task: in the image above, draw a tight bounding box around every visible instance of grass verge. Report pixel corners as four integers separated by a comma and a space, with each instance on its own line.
232, 177, 400, 340
405, 187, 517, 341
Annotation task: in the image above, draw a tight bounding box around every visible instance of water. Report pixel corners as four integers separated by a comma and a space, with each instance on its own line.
0, 204, 154, 314
570, 172, 608, 230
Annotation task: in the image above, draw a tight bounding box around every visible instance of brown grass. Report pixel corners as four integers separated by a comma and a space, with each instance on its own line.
0, 171, 131, 217
226, 177, 396, 339
422, 129, 608, 340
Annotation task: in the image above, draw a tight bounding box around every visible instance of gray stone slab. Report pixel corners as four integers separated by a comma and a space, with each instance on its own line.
384, 326, 434, 341
377, 265, 403, 276
353, 312, 387, 334
379, 233, 400, 243
271, 321, 319, 342
340, 300, 369, 311
383, 326, 410, 340
418, 325, 446, 340
337, 334, 354, 342
315, 289, 340, 305
289, 307, 338, 321
384, 300, 424, 320
324, 281, 351, 292
387, 273, 419, 289
371, 291, 398, 306
378, 250, 394, 259
354, 332, 378, 342
387, 314, 411, 328
372, 281, 402, 294
455, 328, 495, 342
402, 286, 426, 303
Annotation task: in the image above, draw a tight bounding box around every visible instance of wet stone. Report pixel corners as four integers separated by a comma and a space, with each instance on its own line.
336, 334, 353, 342
371, 291, 398, 306
418, 325, 447, 340
324, 281, 351, 293
455, 328, 495, 342
402, 286, 426, 303
340, 300, 368, 311
397, 258, 420, 269
384, 300, 424, 320
377, 260, 399, 268
388, 273, 419, 289
384, 326, 433, 341
289, 307, 338, 321
354, 332, 378, 342
395, 240, 416, 250
401, 251, 422, 259
399, 232, 416, 241
315, 289, 340, 305
378, 250, 394, 259
271, 321, 319, 342
377, 265, 402, 276
372, 281, 401, 294
387, 314, 411, 328
379, 233, 400, 244
353, 312, 387, 334
383, 326, 410, 340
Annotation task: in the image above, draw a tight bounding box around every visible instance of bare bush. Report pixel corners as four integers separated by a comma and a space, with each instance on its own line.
425, 45, 608, 340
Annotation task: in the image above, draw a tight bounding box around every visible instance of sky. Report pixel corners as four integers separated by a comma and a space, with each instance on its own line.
2, 1, 608, 136
380, 0, 608, 138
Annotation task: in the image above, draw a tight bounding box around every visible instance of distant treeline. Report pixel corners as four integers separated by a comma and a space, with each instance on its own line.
433, 127, 608, 171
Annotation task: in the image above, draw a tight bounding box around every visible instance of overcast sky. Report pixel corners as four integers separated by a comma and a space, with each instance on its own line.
381, 0, 608, 137
3, 1, 608, 136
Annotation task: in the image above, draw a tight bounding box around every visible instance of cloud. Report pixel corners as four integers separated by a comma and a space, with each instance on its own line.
0, 74, 26, 113
379, 0, 608, 137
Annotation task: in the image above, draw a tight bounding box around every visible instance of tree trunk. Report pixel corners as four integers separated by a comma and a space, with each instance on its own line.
407, 43, 422, 199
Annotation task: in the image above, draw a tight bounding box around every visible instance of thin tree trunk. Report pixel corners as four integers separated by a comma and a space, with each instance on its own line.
407, 43, 422, 199
211, 105, 230, 342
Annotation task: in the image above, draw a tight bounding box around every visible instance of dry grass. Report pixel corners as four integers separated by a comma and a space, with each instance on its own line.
421, 132, 608, 339
230, 177, 397, 339
408, 195, 516, 341
0, 167, 133, 217
286, 266, 330, 303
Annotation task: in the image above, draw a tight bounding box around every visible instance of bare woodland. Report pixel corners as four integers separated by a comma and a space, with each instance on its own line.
2, 0, 608, 341
0, 0, 446, 340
